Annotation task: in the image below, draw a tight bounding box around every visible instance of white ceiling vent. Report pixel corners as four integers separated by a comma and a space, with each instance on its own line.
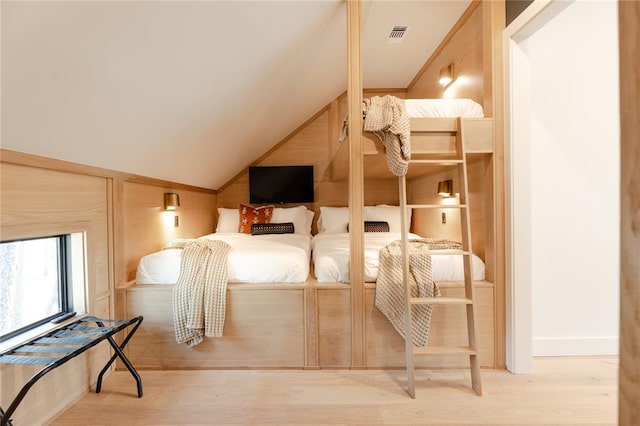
386, 25, 408, 44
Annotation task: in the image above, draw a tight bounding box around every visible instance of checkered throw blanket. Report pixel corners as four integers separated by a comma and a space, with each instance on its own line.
168, 239, 230, 347
363, 95, 411, 176
375, 239, 462, 346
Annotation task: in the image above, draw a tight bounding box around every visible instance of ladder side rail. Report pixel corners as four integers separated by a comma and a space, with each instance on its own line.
457, 117, 483, 396
399, 174, 416, 398
456, 118, 476, 301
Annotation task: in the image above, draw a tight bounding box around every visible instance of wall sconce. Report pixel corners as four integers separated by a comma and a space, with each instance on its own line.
437, 180, 453, 197
439, 64, 454, 86
164, 193, 180, 211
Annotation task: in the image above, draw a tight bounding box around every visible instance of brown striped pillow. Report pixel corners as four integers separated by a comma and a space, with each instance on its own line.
251, 222, 295, 235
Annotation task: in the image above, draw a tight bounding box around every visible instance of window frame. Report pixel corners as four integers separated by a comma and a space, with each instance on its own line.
0, 234, 74, 342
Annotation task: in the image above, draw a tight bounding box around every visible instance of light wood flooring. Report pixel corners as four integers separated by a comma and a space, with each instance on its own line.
52, 357, 617, 425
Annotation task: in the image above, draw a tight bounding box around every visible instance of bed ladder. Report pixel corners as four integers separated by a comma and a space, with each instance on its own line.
398, 117, 482, 397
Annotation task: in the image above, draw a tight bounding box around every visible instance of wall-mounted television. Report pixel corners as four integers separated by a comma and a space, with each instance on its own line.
249, 165, 314, 204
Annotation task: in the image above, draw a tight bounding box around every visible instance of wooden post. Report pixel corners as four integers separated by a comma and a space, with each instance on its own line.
347, 0, 365, 367
618, 1, 640, 422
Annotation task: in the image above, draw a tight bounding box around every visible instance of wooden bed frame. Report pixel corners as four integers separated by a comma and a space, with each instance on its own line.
330, 117, 493, 180
121, 115, 496, 371
122, 279, 495, 369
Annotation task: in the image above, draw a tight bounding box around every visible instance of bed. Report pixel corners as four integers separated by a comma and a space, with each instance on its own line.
137, 232, 311, 284
330, 97, 493, 180
313, 232, 485, 283
136, 205, 314, 284
123, 205, 316, 369
312, 205, 486, 283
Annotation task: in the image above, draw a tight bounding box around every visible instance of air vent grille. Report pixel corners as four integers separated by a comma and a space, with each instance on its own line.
387, 25, 408, 44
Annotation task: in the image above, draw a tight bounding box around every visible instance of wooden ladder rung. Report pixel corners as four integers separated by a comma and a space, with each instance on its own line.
410, 297, 472, 305
408, 249, 470, 256
407, 203, 468, 210
413, 346, 476, 356
408, 159, 463, 166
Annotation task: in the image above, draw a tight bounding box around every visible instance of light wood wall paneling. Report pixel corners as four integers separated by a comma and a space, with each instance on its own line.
216, 104, 403, 234
216, 105, 331, 195
329, 99, 341, 159
408, 169, 462, 241
0, 162, 111, 425
122, 182, 217, 282
406, 1, 483, 104
406, 155, 490, 262
619, 1, 640, 422
111, 179, 126, 290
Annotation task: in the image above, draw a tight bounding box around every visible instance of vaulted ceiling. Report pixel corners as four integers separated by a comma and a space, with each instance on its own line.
1, 1, 470, 189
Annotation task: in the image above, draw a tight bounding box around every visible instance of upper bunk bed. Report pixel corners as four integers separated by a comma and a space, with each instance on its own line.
329, 98, 494, 180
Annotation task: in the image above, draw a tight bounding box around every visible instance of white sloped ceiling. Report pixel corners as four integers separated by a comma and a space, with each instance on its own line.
1, 1, 469, 189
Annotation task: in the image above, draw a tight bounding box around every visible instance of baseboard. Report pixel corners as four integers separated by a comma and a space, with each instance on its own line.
533, 337, 619, 356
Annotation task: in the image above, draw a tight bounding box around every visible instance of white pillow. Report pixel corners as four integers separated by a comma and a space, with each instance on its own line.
364, 205, 411, 233
305, 209, 315, 234
318, 206, 349, 233
272, 206, 310, 234
216, 208, 240, 233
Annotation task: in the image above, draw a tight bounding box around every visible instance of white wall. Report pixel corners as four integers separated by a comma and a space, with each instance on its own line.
522, 0, 620, 356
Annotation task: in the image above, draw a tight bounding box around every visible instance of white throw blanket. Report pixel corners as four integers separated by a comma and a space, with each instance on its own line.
362, 95, 411, 176
375, 239, 461, 346
169, 239, 230, 347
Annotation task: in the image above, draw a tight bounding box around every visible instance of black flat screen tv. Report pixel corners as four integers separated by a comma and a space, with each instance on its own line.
249, 165, 314, 204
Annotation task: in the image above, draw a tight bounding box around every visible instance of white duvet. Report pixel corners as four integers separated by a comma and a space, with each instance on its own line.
136, 233, 311, 284
312, 232, 485, 283
404, 98, 484, 118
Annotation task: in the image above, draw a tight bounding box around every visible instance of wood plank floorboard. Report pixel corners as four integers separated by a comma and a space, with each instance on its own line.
51, 357, 617, 425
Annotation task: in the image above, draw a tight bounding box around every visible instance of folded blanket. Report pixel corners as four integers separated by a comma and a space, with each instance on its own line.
169, 239, 230, 347
375, 239, 461, 346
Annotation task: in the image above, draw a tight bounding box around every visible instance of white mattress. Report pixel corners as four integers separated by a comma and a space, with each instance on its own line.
136, 233, 311, 284
311, 232, 485, 283
404, 98, 484, 118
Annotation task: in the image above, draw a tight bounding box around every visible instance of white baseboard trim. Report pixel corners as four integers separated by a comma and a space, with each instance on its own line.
533, 337, 619, 356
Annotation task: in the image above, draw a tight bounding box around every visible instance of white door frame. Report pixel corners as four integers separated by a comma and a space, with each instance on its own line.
503, 0, 573, 373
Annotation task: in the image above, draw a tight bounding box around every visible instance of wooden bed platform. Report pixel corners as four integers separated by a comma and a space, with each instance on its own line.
122, 279, 495, 370
330, 117, 493, 180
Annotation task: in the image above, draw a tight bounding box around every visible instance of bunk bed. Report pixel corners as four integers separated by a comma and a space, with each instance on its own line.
330, 99, 493, 181
121, 98, 496, 371
316, 97, 496, 370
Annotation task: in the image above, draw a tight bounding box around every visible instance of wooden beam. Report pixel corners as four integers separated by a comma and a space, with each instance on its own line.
483, 0, 506, 369
347, 0, 365, 368
0, 148, 217, 194
618, 1, 640, 422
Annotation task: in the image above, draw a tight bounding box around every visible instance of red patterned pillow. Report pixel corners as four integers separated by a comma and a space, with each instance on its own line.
238, 203, 274, 234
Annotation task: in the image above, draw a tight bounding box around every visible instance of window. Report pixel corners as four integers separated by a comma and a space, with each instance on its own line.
0, 235, 73, 342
